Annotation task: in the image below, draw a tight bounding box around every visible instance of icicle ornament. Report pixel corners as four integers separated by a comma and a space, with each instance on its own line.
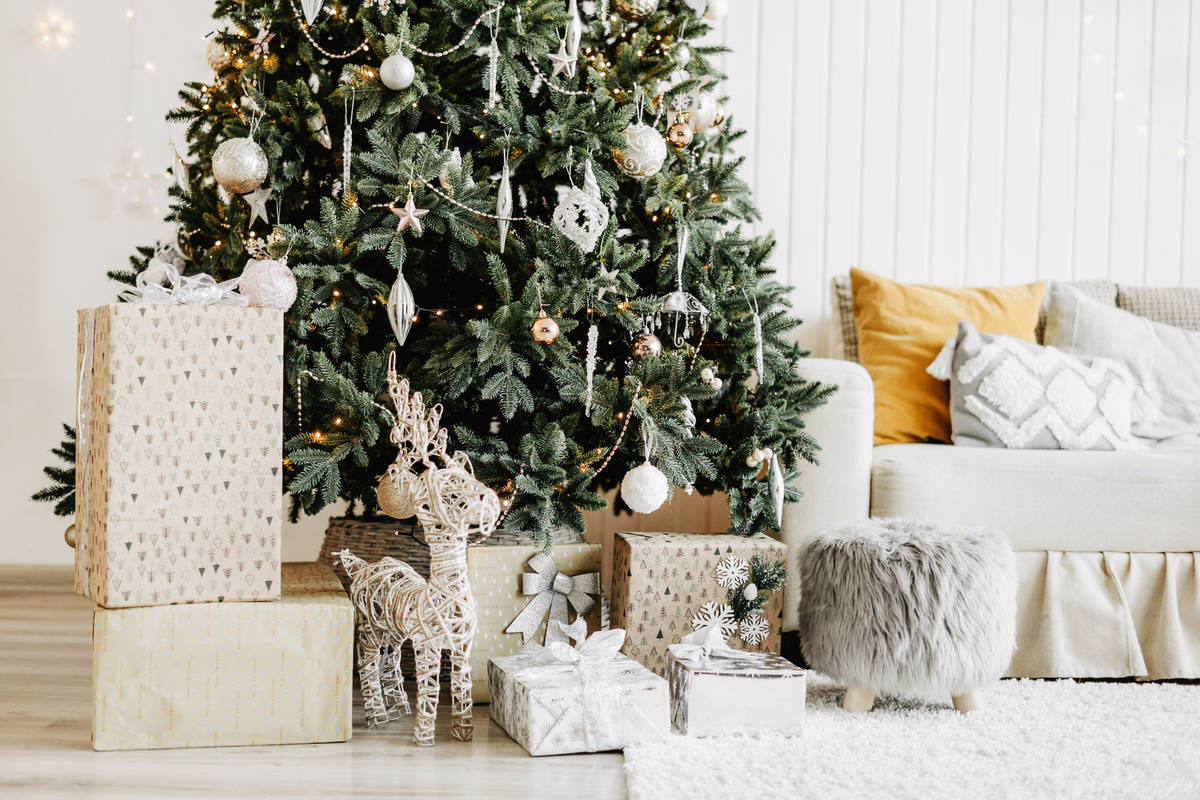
584, 322, 599, 416
496, 148, 513, 253
342, 92, 355, 195
743, 288, 765, 380
486, 14, 500, 108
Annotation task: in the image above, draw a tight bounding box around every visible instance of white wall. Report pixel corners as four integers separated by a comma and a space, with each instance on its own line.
723, 0, 1200, 356
6, 0, 1199, 565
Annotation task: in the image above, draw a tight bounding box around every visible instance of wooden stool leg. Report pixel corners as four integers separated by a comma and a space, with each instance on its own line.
843, 686, 875, 712
952, 691, 979, 713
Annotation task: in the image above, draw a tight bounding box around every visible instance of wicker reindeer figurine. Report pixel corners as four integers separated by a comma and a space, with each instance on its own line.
338, 357, 501, 746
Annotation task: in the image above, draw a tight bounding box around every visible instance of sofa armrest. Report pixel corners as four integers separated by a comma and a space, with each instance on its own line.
780, 358, 875, 630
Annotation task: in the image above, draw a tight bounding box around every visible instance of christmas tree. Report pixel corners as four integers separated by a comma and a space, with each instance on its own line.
37, 0, 833, 541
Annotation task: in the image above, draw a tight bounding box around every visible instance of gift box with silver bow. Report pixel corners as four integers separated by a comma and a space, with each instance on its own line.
466, 542, 602, 702
666, 623, 806, 738
488, 620, 669, 756
74, 298, 283, 608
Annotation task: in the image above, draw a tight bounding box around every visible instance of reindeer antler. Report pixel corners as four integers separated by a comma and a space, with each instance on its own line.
386, 352, 451, 467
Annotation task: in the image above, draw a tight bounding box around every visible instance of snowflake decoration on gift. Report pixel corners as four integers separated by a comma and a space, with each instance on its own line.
692, 601, 738, 638
715, 555, 750, 589
739, 613, 770, 646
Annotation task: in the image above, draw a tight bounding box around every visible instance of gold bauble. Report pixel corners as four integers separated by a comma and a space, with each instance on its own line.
531, 313, 561, 344
631, 332, 663, 359
667, 121, 694, 148
614, 0, 659, 19
377, 472, 416, 519
64, 523, 77, 549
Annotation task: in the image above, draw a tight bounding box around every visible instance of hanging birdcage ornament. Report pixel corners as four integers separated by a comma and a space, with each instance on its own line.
653, 224, 709, 346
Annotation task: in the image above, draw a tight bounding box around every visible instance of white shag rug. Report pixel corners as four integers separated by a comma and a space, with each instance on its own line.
624, 675, 1200, 800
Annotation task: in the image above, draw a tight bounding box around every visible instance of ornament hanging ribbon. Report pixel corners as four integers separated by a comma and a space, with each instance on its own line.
119, 260, 248, 307
515, 620, 628, 752
505, 552, 600, 645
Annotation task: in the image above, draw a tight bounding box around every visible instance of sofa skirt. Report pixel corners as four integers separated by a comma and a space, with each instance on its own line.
1009, 551, 1200, 680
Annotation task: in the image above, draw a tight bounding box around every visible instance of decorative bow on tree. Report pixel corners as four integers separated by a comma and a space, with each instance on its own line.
506, 553, 600, 646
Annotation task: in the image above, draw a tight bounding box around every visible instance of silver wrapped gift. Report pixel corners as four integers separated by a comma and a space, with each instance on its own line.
488, 622, 668, 756
667, 624, 806, 737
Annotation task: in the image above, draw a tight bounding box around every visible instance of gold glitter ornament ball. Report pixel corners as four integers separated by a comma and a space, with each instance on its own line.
615, 0, 659, 19
531, 313, 561, 344
667, 121, 694, 148
212, 137, 269, 194
614, 123, 667, 179
206, 38, 231, 71
631, 332, 663, 358
377, 472, 416, 519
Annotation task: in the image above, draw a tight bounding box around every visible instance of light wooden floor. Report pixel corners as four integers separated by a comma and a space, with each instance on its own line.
0, 567, 625, 800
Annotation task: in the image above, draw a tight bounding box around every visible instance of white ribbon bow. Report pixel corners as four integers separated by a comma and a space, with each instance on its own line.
119, 259, 248, 307
673, 620, 740, 666
517, 620, 628, 752
505, 552, 600, 646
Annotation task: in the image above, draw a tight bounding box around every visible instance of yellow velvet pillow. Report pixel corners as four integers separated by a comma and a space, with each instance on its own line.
850, 268, 1046, 445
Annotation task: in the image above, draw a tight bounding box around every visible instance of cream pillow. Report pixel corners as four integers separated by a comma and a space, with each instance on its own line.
1044, 282, 1200, 448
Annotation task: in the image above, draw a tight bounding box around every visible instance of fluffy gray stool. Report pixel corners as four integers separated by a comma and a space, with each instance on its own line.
797, 518, 1016, 713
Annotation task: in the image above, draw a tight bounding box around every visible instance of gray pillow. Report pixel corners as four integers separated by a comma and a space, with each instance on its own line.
927, 320, 1138, 450
1044, 282, 1200, 448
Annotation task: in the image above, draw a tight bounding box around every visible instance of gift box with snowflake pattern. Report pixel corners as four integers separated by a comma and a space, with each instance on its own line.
609, 532, 787, 676
74, 304, 283, 608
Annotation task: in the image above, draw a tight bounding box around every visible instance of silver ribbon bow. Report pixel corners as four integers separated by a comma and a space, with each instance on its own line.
119, 260, 248, 307
505, 552, 600, 646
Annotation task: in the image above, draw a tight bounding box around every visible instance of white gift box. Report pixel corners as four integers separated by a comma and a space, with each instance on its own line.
488, 630, 668, 756
667, 644, 806, 737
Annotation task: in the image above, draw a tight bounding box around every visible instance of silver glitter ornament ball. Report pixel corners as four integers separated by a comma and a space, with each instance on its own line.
614, 123, 667, 179
212, 137, 268, 194
239, 258, 297, 309
379, 53, 416, 90
206, 38, 231, 71
615, 0, 659, 19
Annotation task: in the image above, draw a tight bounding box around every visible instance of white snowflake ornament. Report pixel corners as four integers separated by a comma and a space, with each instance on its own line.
715, 555, 750, 589
692, 601, 738, 638
739, 613, 770, 646
552, 160, 609, 253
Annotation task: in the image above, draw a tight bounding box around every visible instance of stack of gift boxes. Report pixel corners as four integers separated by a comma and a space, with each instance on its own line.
476, 530, 807, 755
75, 304, 353, 751
73, 303, 805, 754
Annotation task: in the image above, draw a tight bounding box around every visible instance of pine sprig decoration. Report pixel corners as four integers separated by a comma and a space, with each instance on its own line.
726, 554, 786, 622
31, 424, 77, 516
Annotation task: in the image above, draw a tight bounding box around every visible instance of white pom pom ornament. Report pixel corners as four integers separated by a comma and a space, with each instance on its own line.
621, 460, 669, 514
239, 258, 297, 309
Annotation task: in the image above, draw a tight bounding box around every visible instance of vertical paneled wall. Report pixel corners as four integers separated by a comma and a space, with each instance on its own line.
712, 0, 1200, 356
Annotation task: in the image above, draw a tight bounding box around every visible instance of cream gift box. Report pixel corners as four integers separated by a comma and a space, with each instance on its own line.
666, 637, 806, 737
92, 562, 353, 751
487, 628, 668, 756
466, 541, 601, 702
610, 532, 787, 676
75, 304, 283, 608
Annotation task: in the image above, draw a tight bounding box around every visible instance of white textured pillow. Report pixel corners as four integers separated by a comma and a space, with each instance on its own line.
928, 320, 1138, 450
1044, 282, 1200, 448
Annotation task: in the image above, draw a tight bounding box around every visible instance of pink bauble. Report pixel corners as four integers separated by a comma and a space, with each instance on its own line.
240, 258, 297, 309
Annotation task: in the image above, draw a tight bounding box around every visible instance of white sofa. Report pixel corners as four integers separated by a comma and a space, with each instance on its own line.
781, 357, 1200, 680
